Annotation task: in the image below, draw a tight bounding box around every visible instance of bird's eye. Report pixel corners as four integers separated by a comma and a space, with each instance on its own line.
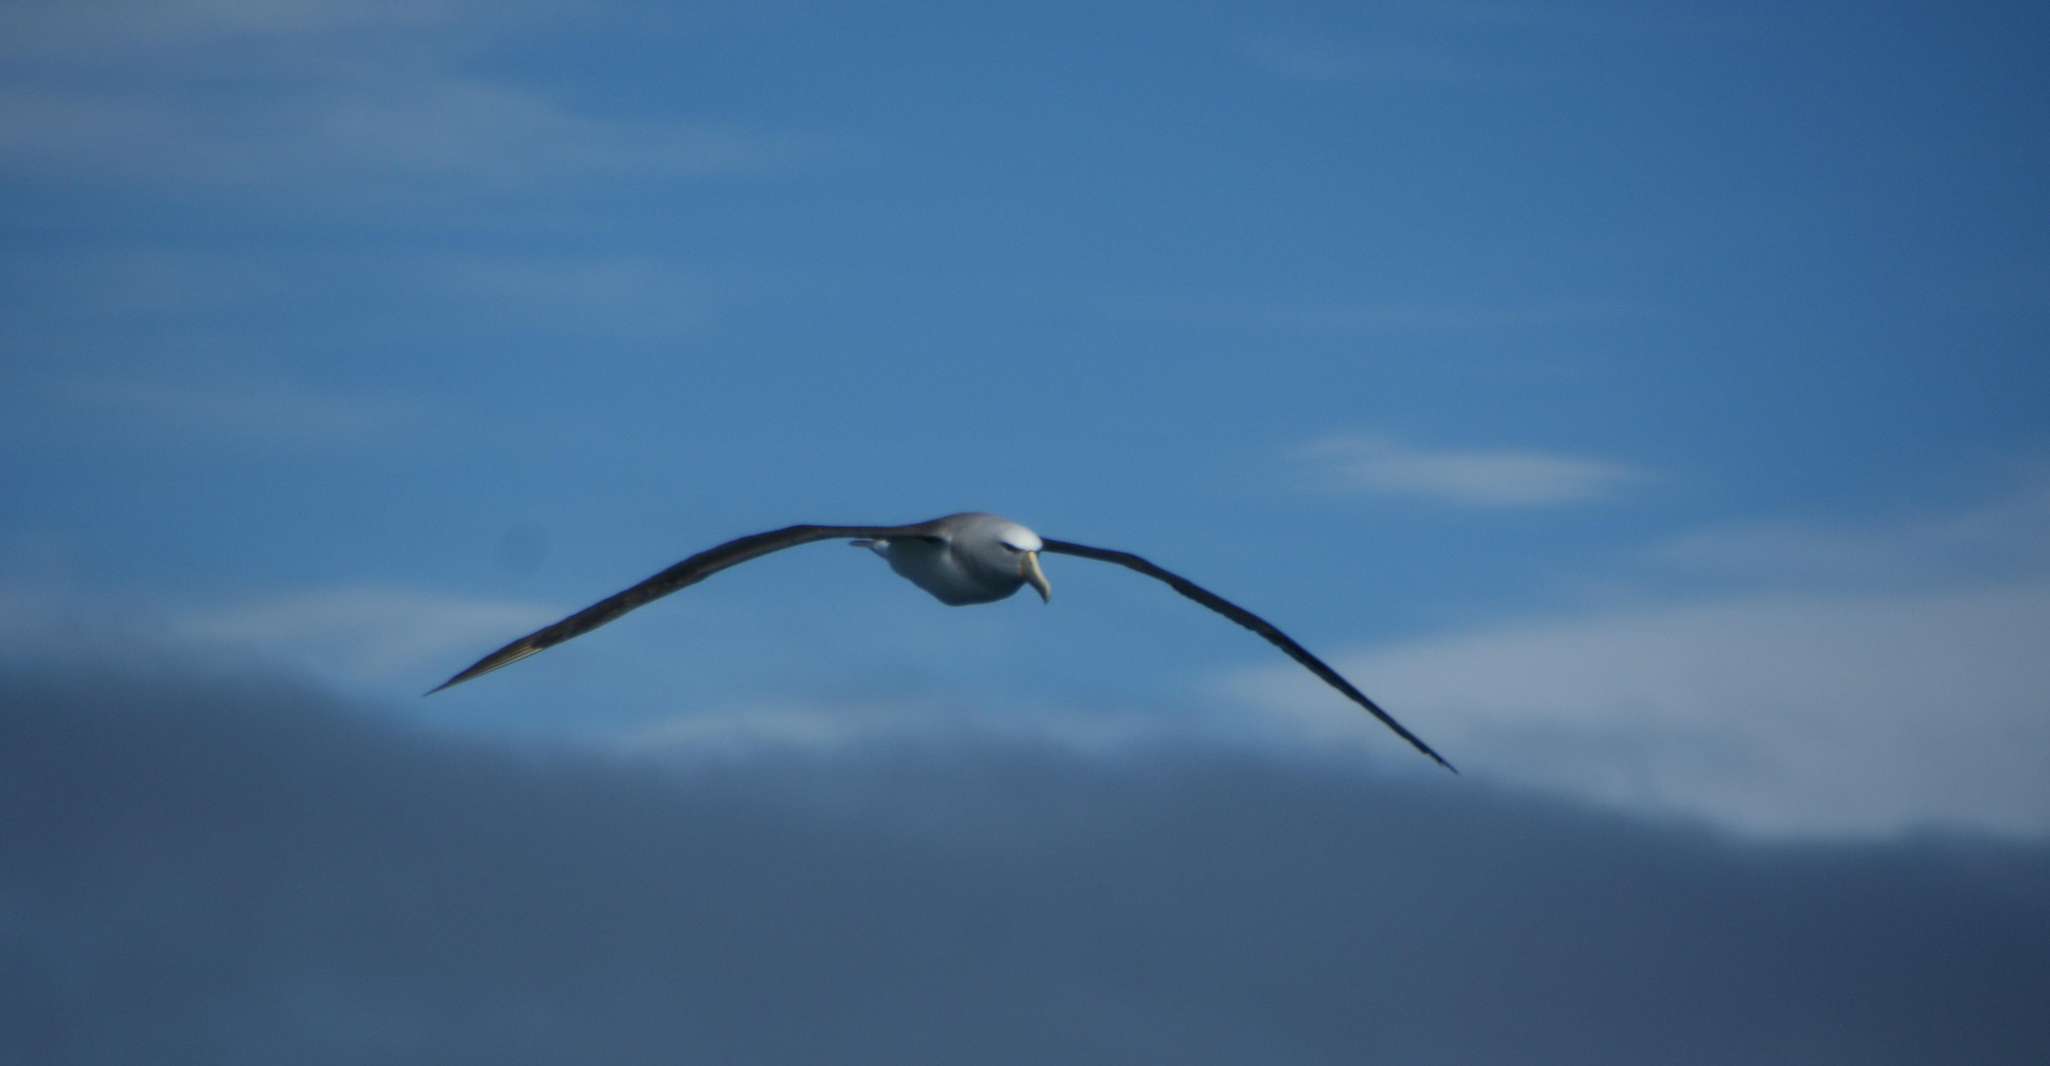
1000, 543, 1021, 553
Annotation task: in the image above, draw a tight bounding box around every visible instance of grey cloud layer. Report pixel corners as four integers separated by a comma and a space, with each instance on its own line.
5, 662, 2046, 1065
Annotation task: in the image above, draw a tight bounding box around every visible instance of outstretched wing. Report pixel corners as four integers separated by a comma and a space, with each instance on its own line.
429, 522, 932, 694
1040, 538, 1455, 772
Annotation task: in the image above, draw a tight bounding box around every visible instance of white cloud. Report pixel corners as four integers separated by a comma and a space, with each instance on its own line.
305, 79, 815, 184
425, 254, 718, 339
625, 701, 911, 753
1242, 33, 1484, 85
58, 372, 422, 447
3, 245, 720, 345
176, 585, 560, 682
1301, 434, 1643, 507
0, 4, 829, 198
620, 697, 1181, 761
0, 0, 506, 58
1229, 483, 2050, 839
1252, 300, 1640, 334
1644, 482, 2050, 593
0, 248, 290, 321
0, 80, 818, 191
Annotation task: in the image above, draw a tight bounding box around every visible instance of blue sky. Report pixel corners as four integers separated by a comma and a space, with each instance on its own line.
5, 1, 2048, 837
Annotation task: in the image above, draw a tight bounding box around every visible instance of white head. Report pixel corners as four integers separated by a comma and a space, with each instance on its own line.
942, 512, 1050, 604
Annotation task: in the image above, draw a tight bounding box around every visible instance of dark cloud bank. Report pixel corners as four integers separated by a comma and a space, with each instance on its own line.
5, 662, 2046, 1066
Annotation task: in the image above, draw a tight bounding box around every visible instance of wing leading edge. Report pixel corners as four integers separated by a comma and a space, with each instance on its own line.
427, 522, 930, 694
1040, 538, 1455, 772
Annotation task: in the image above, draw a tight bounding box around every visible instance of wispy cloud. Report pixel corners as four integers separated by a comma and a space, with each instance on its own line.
0, 4, 831, 201
1230, 482, 2050, 838
305, 79, 821, 184
622, 696, 1177, 759
1240, 7, 1752, 88
1252, 300, 1642, 335
3, 246, 722, 345
0, 249, 290, 323
0, 0, 474, 56
1301, 434, 1644, 507
58, 372, 422, 447
175, 585, 559, 681
1643, 481, 2050, 593
1242, 33, 1485, 85
425, 254, 720, 339
0, 80, 822, 191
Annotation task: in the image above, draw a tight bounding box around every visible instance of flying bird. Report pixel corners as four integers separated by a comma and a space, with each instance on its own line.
429, 512, 1453, 770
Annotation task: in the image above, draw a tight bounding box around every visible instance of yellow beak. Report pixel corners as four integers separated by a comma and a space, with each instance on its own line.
1019, 550, 1051, 603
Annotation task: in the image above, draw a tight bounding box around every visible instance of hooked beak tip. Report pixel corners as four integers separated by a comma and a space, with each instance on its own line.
1021, 550, 1051, 604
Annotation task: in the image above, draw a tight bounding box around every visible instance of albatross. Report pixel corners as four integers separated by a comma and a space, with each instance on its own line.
429, 512, 1454, 770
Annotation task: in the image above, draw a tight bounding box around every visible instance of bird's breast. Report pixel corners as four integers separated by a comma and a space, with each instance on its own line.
881, 542, 1020, 606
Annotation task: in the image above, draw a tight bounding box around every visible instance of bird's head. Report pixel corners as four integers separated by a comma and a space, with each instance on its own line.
956, 514, 1050, 603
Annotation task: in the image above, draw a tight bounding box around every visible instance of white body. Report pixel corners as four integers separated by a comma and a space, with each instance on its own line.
865, 512, 1047, 606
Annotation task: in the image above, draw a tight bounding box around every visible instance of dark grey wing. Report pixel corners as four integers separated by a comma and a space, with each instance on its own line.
429, 522, 931, 694
1040, 538, 1455, 772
